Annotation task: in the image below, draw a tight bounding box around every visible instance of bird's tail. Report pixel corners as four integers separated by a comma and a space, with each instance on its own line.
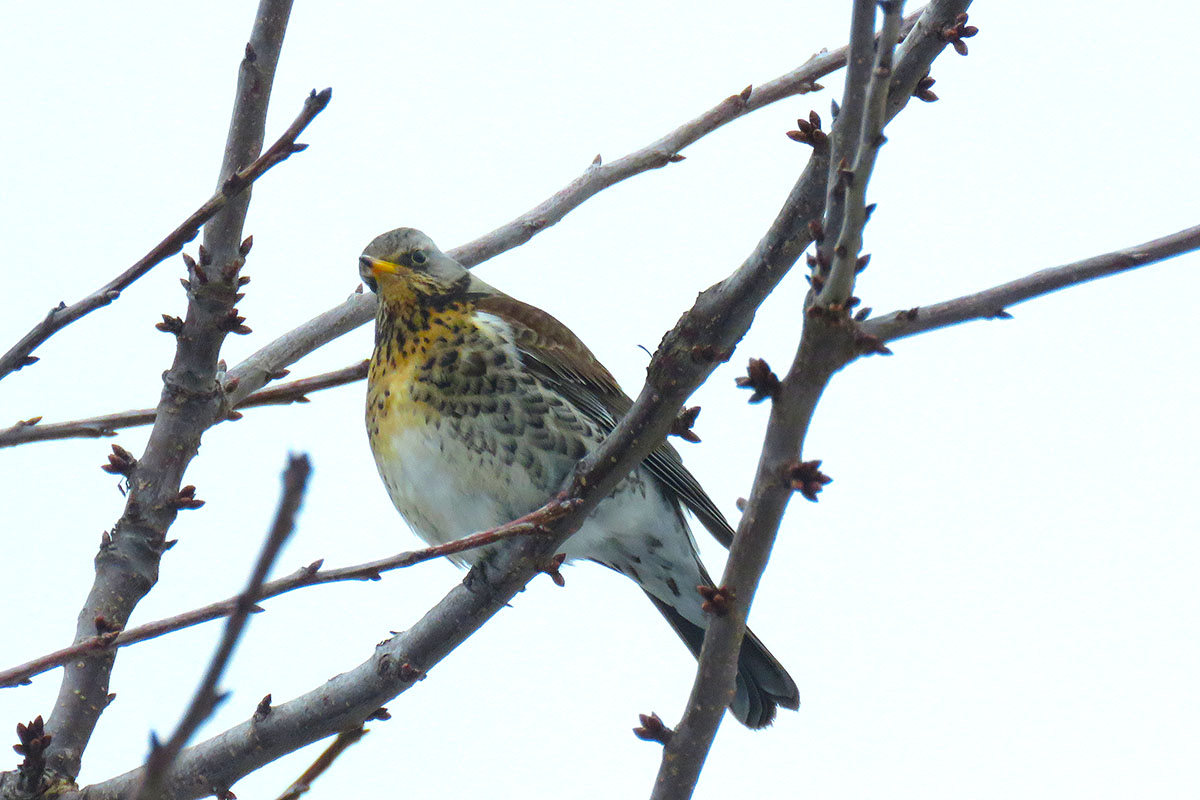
643, 591, 799, 728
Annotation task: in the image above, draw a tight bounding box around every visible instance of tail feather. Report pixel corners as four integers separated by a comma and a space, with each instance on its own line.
644, 591, 799, 729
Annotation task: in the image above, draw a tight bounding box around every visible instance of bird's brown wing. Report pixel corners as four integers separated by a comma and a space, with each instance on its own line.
473, 294, 737, 549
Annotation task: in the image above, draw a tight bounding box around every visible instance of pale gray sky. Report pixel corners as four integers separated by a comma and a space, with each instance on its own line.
2, 2, 1198, 798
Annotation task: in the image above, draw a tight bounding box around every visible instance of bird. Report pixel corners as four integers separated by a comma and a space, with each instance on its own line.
360, 227, 799, 728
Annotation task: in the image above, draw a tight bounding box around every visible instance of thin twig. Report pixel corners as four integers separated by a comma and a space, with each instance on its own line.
272, 727, 368, 800
0, 87, 328, 384
41, 0, 301, 780
0, 498, 580, 689
135, 455, 311, 800
218, 10, 926, 408
821, 0, 905, 306
0, 360, 367, 449
818, 0, 878, 275
862, 223, 1200, 341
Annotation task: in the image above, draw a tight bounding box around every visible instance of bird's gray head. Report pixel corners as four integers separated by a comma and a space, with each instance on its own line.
358, 227, 474, 295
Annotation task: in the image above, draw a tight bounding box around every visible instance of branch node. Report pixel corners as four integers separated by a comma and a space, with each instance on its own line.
101, 444, 138, 477
697, 584, 735, 616
155, 314, 185, 336
786, 109, 828, 148
914, 73, 938, 102
670, 406, 702, 443
220, 309, 253, 335
14, 715, 52, 794
397, 662, 426, 683
786, 459, 833, 502
807, 219, 824, 243
939, 12, 978, 56
689, 344, 732, 364
853, 331, 893, 356
253, 694, 272, 722
541, 552, 567, 587
735, 358, 781, 403
365, 707, 391, 722
633, 712, 674, 745
171, 485, 206, 510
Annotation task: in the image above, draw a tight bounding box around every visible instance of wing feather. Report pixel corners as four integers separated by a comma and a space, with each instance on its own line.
474, 294, 736, 548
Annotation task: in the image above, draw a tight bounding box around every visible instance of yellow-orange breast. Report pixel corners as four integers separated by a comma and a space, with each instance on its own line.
366, 300, 596, 550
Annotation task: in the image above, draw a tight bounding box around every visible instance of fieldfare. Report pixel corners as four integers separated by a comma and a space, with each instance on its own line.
361, 227, 798, 728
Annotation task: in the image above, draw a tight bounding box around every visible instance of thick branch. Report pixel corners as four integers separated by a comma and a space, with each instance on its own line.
0, 84, 326, 384
40, 1, 299, 781
135, 455, 311, 800
862, 224, 1200, 341
0, 361, 366, 449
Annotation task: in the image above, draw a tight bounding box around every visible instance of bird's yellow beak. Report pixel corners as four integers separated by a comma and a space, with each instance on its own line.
359, 255, 401, 277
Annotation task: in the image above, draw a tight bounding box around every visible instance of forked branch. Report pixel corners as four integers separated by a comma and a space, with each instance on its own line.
0, 88, 329, 384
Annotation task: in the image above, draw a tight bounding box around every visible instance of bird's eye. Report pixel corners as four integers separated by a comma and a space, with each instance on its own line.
411, 250, 428, 266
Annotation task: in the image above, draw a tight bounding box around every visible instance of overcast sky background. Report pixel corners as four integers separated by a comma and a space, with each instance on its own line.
2, 2, 1198, 798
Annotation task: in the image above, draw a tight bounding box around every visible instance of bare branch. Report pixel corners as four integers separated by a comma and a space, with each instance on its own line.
219, 11, 926, 407
820, 1, 905, 307
0, 86, 329, 384
135, 455, 311, 800
818, 0, 878, 275
0, 498, 580, 689
0, 361, 367, 449
41, 0, 300, 780
272, 727, 368, 800
650, 324, 857, 800
652, 3, 974, 797
863, 223, 1200, 342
